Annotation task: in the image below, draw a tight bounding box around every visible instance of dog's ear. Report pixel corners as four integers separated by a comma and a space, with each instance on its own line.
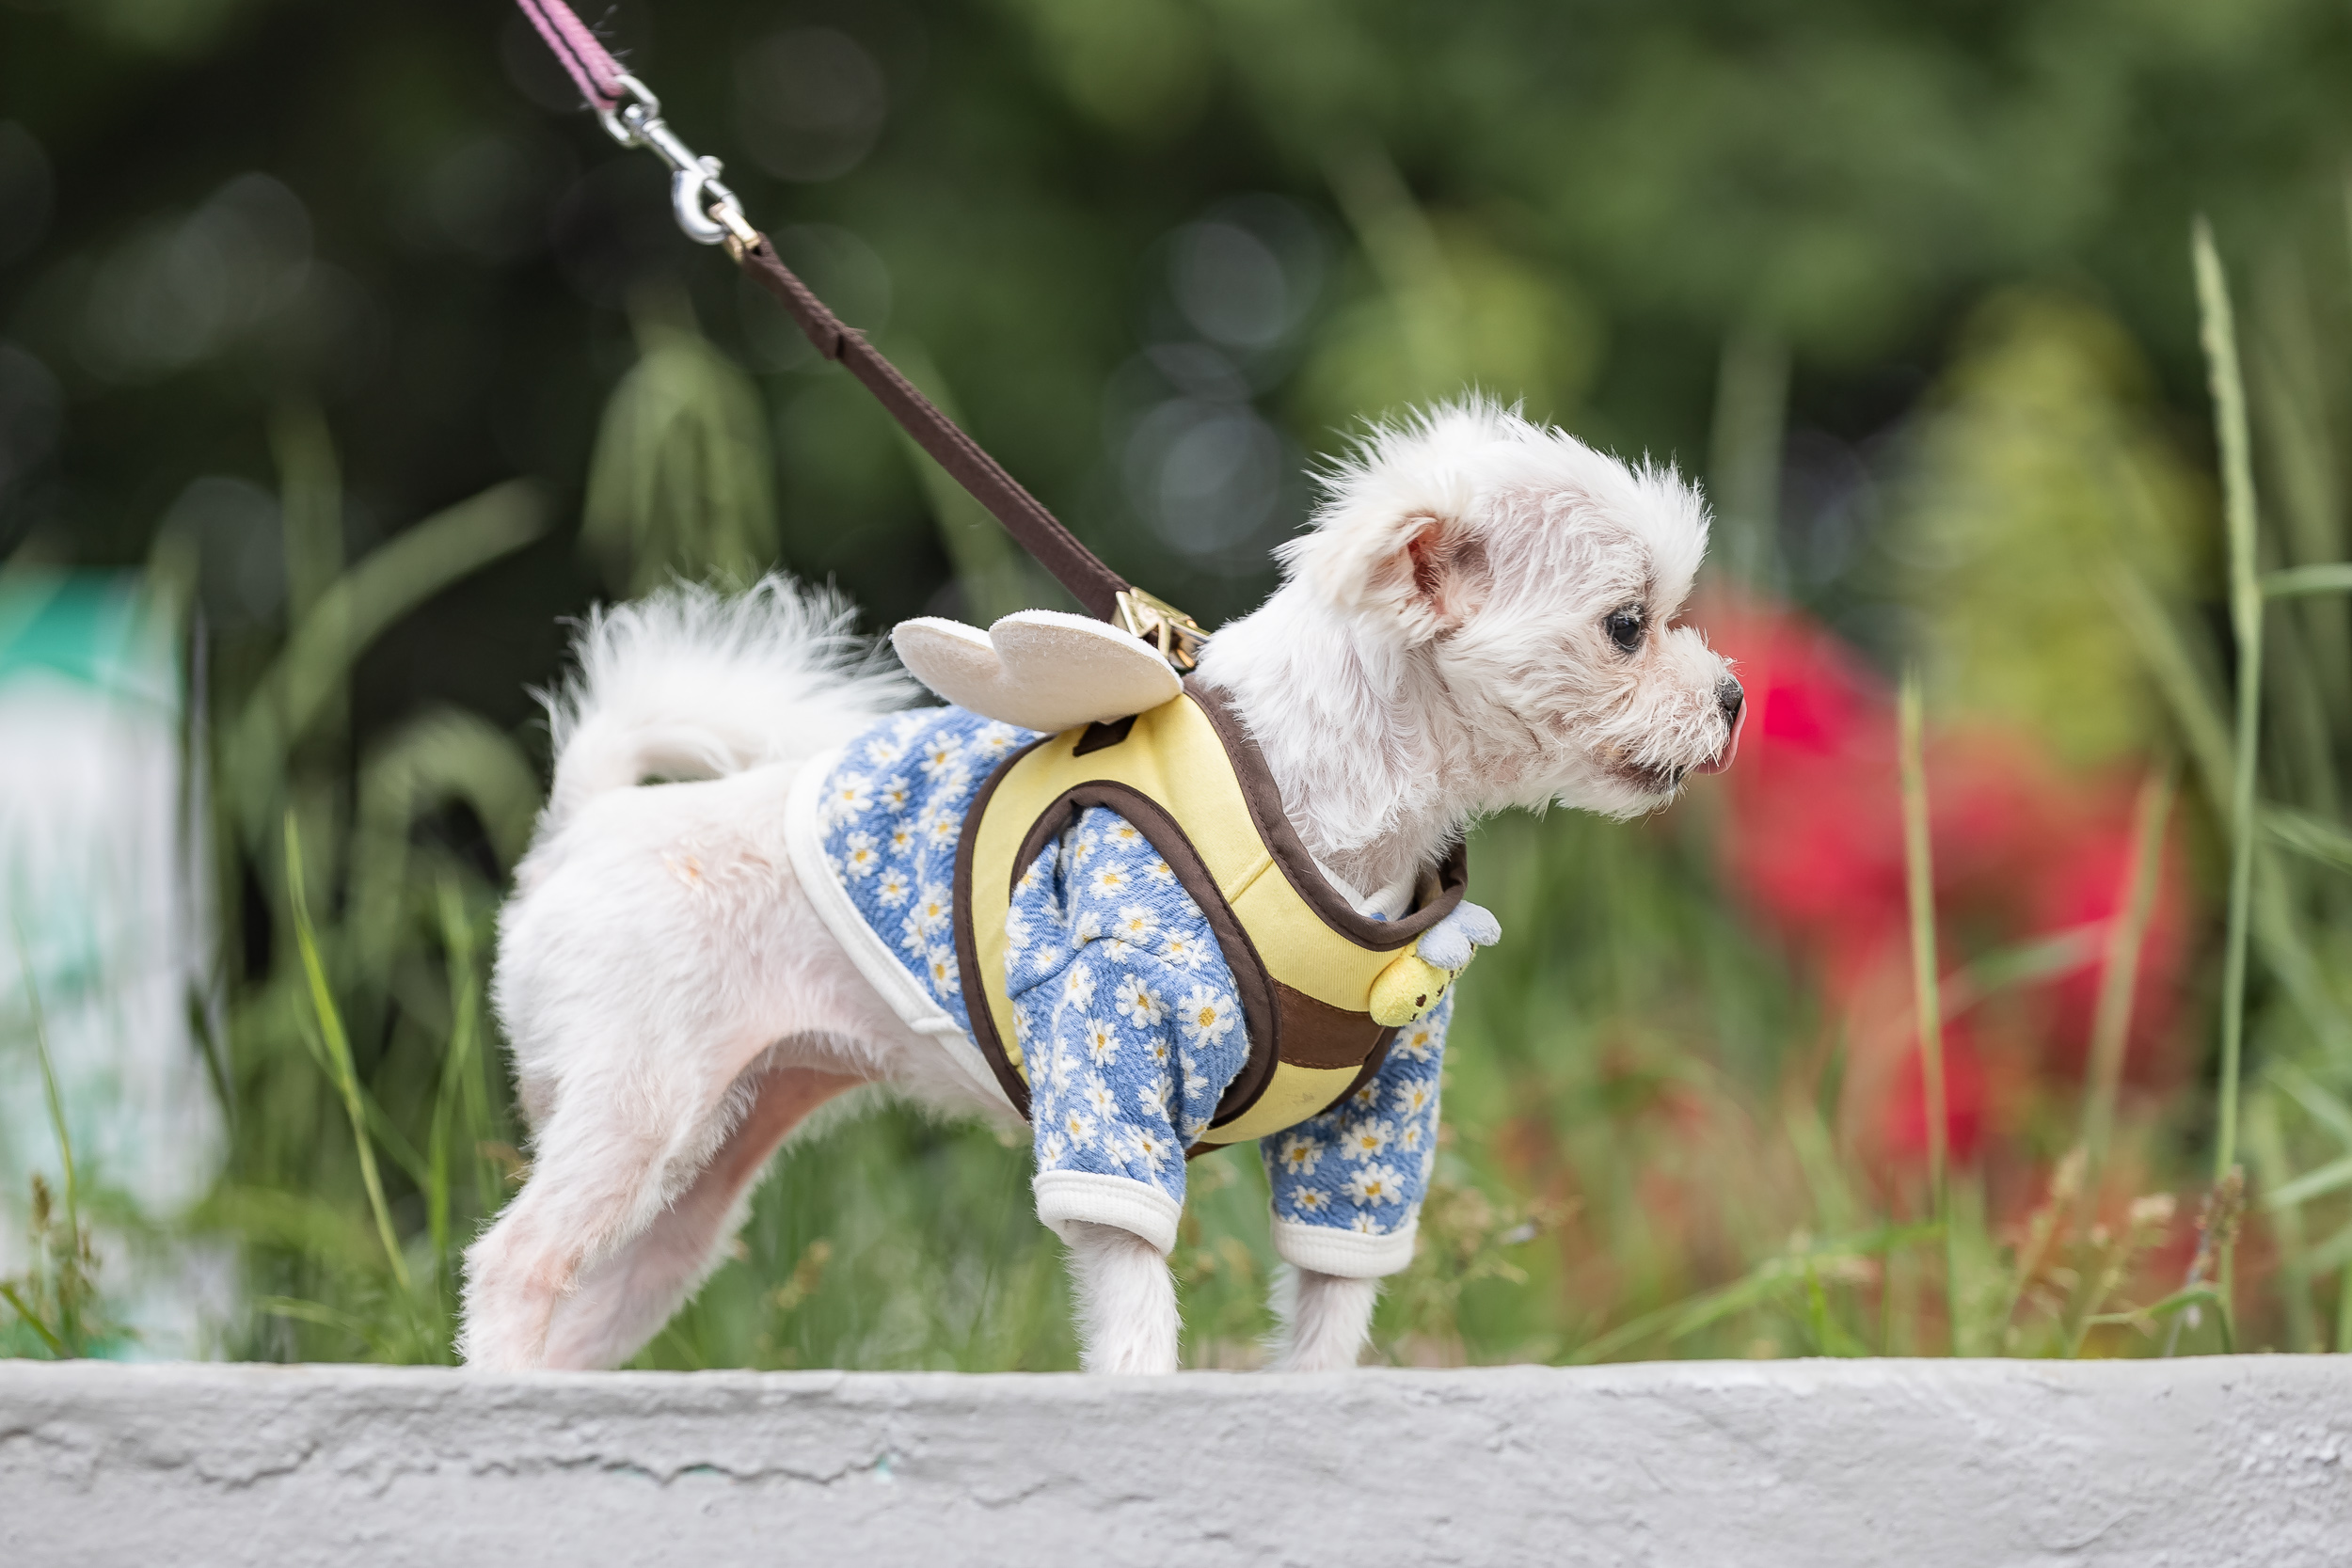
1285, 508, 1492, 642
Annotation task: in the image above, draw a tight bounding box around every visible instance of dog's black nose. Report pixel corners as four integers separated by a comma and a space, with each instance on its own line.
1717, 674, 1744, 724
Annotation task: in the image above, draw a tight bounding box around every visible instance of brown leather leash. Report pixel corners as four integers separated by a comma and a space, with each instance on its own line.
510, 0, 1205, 668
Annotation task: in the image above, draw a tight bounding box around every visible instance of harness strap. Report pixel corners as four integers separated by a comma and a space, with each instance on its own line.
731, 236, 1131, 622
955, 684, 1470, 1147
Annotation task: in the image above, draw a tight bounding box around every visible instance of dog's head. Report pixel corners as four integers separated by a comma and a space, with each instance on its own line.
1279, 400, 1740, 818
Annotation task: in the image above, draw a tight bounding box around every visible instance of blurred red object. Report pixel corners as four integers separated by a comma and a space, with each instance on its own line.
1695, 591, 2192, 1166
1885, 1020, 1987, 1164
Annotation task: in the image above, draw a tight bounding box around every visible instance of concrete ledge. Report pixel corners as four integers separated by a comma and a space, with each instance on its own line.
4, 1358, 2349, 1565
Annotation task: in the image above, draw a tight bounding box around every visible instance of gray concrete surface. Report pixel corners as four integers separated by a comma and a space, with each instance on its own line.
2, 1357, 2347, 1565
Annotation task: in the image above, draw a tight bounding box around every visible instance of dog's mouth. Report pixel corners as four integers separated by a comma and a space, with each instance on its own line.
1615, 760, 1690, 796
1598, 700, 1746, 798
1691, 702, 1745, 776
1617, 706, 1743, 795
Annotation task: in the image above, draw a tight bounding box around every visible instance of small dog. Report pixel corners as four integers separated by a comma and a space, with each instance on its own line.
460, 400, 1740, 1373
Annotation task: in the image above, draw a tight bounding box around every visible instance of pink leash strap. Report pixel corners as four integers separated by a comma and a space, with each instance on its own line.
514, 0, 628, 110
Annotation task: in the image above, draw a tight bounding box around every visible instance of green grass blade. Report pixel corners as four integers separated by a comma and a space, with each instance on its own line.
192, 1185, 389, 1274
2104, 480, 2345, 1057
1708, 325, 1789, 591
1565, 1222, 1938, 1365
9, 916, 95, 1352
10, 919, 78, 1250
2342, 1260, 2352, 1354
278, 480, 545, 743
2260, 1151, 2352, 1211
2084, 1284, 2221, 1328
255, 1294, 380, 1355
2077, 760, 2178, 1217
230, 482, 547, 847
2105, 563, 2235, 821
2296, 1215, 2352, 1275
348, 706, 542, 1004
2247, 272, 2352, 729
2265, 804, 2352, 873
583, 306, 777, 596
1941, 923, 2106, 1018
2248, 1091, 2319, 1350
2261, 587, 2341, 819
272, 402, 344, 625
283, 812, 414, 1296
427, 876, 485, 1307
2268, 1059, 2352, 1148
2265, 563, 2352, 599
0, 1282, 67, 1356
2193, 220, 2261, 1349
1898, 665, 1957, 1346
358, 1088, 432, 1193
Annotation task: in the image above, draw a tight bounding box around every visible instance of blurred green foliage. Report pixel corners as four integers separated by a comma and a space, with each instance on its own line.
1899, 292, 2210, 766
8, 0, 2352, 629
8, 0, 2352, 1368
582, 291, 779, 595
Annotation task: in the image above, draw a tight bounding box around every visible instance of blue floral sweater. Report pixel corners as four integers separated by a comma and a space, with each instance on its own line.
806, 705, 1449, 1277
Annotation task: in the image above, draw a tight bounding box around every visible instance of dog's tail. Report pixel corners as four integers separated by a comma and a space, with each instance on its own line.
540, 576, 918, 830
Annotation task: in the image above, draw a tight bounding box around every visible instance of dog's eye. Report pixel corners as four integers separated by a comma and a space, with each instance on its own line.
1605, 607, 1645, 655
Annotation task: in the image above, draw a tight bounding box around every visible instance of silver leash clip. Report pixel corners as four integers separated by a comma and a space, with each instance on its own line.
596, 72, 757, 247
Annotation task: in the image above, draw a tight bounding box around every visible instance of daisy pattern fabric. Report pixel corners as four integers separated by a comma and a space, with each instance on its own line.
818, 705, 1451, 1275
1005, 805, 1253, 1186
817, 705, 1036, 1029
1263, 994, 1449, 1264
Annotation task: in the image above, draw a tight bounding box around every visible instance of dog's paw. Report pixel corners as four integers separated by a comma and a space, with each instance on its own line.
892, 610, 1181, 734
454, 1313, 547, 1372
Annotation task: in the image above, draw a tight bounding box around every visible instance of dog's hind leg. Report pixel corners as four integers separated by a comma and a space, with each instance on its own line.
459, 1051, 753, 1371
1063, 1221, 1181, 1373
462, 765, 835, 1371
537, 1058, 864, 1370
466, 762, 1006, 1370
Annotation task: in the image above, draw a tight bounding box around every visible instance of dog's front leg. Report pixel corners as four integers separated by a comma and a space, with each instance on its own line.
1063, 1221, 1180, 1373
1270, 1267, 1378, 1371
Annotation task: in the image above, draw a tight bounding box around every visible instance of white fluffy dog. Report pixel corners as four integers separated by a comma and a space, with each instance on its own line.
461, 401, 1740, 1374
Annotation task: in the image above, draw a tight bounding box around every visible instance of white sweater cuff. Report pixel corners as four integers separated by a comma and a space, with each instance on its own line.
1034, 1170, 1182, 1254
1270, 1215, 1418, 1278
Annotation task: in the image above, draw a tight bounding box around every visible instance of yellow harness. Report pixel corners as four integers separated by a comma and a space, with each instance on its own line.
951, 680, 1468, 1148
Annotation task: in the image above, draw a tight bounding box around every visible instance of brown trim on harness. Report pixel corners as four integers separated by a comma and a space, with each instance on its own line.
1336, 1028, 1399, 1117
1184, 677, 1469, 949
951, 733, 1053, 1117
1269, 980, 1389, 1070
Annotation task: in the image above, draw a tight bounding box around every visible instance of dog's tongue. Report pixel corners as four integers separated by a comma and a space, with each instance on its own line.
1692, 701, 1745, 776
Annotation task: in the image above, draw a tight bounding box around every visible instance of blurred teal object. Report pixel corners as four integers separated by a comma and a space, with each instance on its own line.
0, 574, 181, 705
0, 571, 226, 1359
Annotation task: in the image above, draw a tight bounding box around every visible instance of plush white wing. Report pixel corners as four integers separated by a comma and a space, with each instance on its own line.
890, 610, 1181, 733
